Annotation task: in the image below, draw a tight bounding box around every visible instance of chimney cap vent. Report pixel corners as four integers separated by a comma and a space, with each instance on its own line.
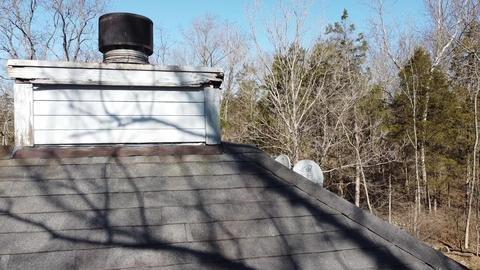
99, 12, 153, 63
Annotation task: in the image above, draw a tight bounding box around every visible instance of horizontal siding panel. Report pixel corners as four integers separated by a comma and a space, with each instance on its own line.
34, 129, 206, 144
33, 89, 205, 102
34, 115, 206, 130
34, 101, 205, 116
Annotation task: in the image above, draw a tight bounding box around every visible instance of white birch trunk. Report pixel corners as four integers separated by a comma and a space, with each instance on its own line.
413, 88, 421, 236
389, 170, 392, 223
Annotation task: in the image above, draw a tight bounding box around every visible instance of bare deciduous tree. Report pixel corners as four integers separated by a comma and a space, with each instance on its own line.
181, 15, 249, 125
49, 0, 106, 61
0, 0, 108, 145
247, 2, 339, 163
152, 26, 171, 65
0, 0, 43, 60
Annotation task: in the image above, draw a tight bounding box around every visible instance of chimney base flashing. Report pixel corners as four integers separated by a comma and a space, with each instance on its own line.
103, 49, 149, 64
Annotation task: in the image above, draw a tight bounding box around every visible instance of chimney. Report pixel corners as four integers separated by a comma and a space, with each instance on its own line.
99, 13, 153, 64
8, 13, 223, 147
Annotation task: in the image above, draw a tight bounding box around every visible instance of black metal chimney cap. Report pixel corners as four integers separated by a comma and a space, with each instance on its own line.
99, 12, 153, 55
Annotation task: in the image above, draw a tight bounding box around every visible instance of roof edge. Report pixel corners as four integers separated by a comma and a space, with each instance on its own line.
228, 145, 466, 270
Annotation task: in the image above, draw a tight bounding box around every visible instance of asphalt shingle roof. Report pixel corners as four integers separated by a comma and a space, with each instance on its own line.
0, 143, 465, 269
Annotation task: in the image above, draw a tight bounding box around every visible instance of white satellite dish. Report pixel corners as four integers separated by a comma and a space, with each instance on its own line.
293, 160, 324, 186
275, 154, 291, 169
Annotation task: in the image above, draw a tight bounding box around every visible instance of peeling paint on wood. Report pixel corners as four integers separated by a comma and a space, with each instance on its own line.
8, 60, 223, 87
205, 86, 221, 145
14, 83, 33, 147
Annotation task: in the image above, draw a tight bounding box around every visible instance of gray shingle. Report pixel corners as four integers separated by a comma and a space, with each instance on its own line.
107, 161, 263, 178
74, 249, 110, 270
242, 252, 349, 270
339, 247, 431, 269
143, 187, 287, 208
1, 173, 286, 197
5, 251, 76, 270
155, 256, 310, 270
362, 265, 431, 270
0, 182, 10, 196
153, 262, 244, 270
0, 255, 9, 270
76, 247, 193, 269
182, 235, 290, 260
0, 230, 77, 255
0, 207, 163, 233
186, 215, 350, 242
0, 198, 342, 233
0, 164, 106, 181
0, 153, 244, 167
101, 248, 166, 269
322, 227, 385, 251
187, 219, 277, 241
0, 193, 139, 213
0, 224, 187, 255
161, 200, 338, 224
1, 186, 301, 214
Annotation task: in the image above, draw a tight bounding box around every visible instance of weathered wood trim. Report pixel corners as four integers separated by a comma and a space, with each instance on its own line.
205, 86, 221, 145
8, 66, 222, 87
7, 59, 223, 73
14, 83, 34, 147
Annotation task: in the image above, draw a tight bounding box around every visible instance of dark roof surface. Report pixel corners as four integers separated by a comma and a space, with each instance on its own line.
0, 143, 465, 270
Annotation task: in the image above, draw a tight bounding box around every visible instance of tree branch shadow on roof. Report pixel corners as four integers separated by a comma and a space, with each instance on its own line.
0, 147, 425, 269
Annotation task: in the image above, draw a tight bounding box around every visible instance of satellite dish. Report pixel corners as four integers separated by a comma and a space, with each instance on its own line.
275, 154, 291, 169
293, 160, 324, 186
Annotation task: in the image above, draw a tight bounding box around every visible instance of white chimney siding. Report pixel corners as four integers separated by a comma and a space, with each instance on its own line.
8, 60, 223, 146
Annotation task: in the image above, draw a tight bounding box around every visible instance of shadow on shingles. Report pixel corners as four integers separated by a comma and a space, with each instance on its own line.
0, 147, 421, 269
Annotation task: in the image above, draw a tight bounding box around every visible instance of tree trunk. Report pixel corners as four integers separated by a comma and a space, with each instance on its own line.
404, 161, 409, 191
412, 88, 421, 236
360, 163, 373, 213
421, 143, 431, 213
421, 95, 430, 214
388, 168, 392, 223
353, 111, 370, 212
339, 177, 344, 198
447, 183, 451, 208
353, 108, 361, 207
291, 119, 300, 164
476, 222, 479, 256
355, 163, 361, 207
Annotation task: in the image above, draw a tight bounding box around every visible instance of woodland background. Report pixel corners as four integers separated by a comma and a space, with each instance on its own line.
0, 0, 479, 267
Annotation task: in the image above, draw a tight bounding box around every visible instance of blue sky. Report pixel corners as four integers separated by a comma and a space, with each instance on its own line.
109, 0, 427, 44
